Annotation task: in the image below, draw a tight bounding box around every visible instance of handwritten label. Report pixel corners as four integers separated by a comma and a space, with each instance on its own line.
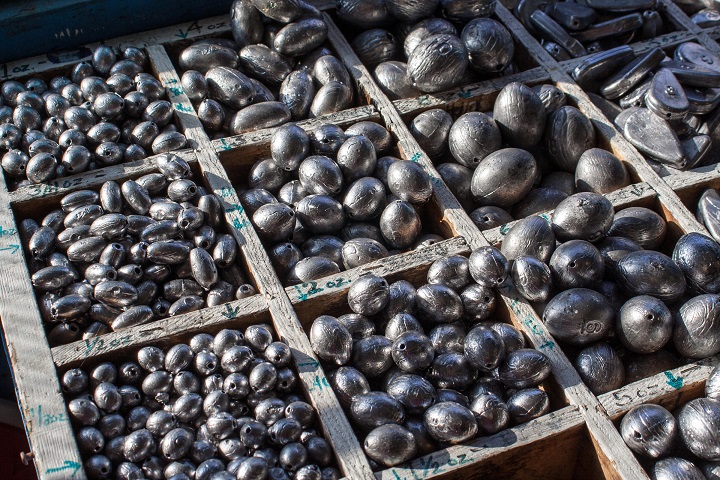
499, 224, 510, 235
232, 217, 251, 231
225, 203, 244, 213
0, 63, 31, 79
611, 381, 661, 408
174, 103, 193, 113
298, 359, 320, 369
84, 335, 132, 356
0, 225, 17, 237
664, 371, 683, 389
508, 297, 555, 350
458, 89, 472, 99
418, 95, 431, 106
46, 460, 81, 477
27, 177, 84, 197
410, 152, 422, 162
175, 20, 228, 39
309, 375, 329, 392
168, 86, 184, 98
27, 404, 68, 432
219, 138, 233, 151
0, 244, 19, 254
218, 187, 235, 199
404, 450, 479, 478
293, 277, 351, 301
222, 304, 241, 319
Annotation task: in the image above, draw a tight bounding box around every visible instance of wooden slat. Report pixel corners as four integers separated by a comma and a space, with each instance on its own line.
9, 149, 197, 206
482, 182, 657, 246
0, 177, 86, 479
146, 44, 375, 480
287, 237, 470, 321
392, 67, 550, 119
51, 294, 268, 368
599, 355, 720, 419
377, 406, 585, 480
213, 105, 380, 157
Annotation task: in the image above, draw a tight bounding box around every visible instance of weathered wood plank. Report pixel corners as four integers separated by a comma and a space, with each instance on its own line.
51, 295, 268, 368
0, 175, 86, 479
213, 106, 380, 164
146, 44, 376, 480
287, 237, 470, 322
9, 150, 197, 206
392, 67, 550, 119
600, 355, 720, 419
377, 406, 585, 480
482, 182, 657, 246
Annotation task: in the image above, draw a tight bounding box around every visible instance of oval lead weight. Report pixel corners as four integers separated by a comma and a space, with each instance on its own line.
645, 68, 690, 120
529, 11, 587, 58
659, 60, 720, 88
623, 108, 686, 168
190, 247, 218, 290
600, 47, 665, 100
547, 2, 596, 31
571, 13, 644, 43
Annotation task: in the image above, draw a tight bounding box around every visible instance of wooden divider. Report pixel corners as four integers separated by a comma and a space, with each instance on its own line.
2, 2, 720, 479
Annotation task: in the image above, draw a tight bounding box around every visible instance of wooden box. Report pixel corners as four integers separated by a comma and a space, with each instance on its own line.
1, 1, 720, 479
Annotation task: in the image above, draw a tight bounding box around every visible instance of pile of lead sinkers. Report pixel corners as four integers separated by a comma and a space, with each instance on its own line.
575, 41, 720, 171
411, 81, 632, 228
618, 365, 720, 479
336, 0, 517, 98
503, 191, 720, 394
309, 257, 553, 468
512, 0, 672, 60
244, 121, 440, 286
24, 154, 255, 347
0, 45, 187, 190
177, 0, 355, 138
62, 326, 342, 480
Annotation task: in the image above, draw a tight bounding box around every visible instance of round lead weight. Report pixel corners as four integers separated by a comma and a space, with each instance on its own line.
423, 401, 477, 444
511, 255, 553, 302
552, 192, 614, 243
673, 294, 720, 359
652, 457, 706, 480
617, 295, 673, 354
493, 82, 546, 149
501, 215, 556, 263
468, 246, 509, 288
347, 275, 389, 316
309, 316, 352, 365
364, 424, 416, 467
621, 404, 677, 459
407, 34, 468, 93
543, 288, 614, 345
678, 398, 720, 461
471, 148, 537, 208
463, 325, 504, 372
470, 393, 510, 434
616, 250, 686, 303
415, 284, 463, 324
574, 342, 625, 395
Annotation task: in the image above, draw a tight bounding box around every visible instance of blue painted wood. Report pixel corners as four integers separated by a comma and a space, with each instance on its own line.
0, 0, 233, 63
